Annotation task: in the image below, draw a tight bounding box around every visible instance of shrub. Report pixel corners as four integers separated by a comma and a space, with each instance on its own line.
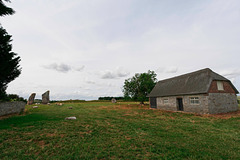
0, 94, 26, 103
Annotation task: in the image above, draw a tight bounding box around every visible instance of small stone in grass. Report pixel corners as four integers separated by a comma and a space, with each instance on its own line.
65, 117, 76, 120
32, 106, 38, 108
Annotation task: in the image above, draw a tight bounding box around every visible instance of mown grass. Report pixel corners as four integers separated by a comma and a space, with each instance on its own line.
0, 102, 240, 159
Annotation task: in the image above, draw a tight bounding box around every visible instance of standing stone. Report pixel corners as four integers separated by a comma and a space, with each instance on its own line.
27, 93, 36, 105
111, 98, 117, 103
42, 90, 50, 104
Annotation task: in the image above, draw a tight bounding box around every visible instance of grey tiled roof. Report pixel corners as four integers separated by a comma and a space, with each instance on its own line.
148, 68, 239, 97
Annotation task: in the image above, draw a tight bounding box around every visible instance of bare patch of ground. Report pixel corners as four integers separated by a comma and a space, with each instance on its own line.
201, 110, 240, 119
36, 140, 46, 149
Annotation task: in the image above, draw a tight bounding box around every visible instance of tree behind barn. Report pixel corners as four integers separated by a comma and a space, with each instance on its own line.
0, 0, 21, 100
123, 70, 157, 104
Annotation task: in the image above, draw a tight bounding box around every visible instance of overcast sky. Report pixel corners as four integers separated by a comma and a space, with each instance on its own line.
1, 0, 240, 100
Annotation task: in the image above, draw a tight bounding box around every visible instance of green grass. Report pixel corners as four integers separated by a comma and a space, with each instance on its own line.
0, 102, 240, 159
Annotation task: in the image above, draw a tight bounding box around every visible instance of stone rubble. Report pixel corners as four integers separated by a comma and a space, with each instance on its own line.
65, 117, 76, 120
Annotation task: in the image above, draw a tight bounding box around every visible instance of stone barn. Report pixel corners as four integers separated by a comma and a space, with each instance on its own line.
148, 68, 239, 114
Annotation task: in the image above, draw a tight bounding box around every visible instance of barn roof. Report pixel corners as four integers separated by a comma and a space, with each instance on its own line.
148, 68, 239, 97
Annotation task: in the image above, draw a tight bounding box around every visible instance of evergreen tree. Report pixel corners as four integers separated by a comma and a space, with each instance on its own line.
0, 0, 21, 100
0, 0, 15, 16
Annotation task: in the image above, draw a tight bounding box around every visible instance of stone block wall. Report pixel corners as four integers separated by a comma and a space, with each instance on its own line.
0, 101, 26, 116
208, 93, 238, 114
157, 95, 209, 114
182, 95, 209, 114
157, 97, 177, 111
155, 93, 238, 114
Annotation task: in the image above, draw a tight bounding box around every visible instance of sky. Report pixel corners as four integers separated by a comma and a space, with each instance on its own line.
1, 0, 240, 100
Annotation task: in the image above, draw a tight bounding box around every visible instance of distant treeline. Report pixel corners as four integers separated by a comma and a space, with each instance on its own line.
98, 97, 124, 101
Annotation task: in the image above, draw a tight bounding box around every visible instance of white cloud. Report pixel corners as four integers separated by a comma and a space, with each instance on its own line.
43, 63, 85, 73
85, 80, 95, 84
74, 65, 85, 72
166, 67, 178, 73
106, 41, 130, 51
156, 67, 178, 74
101, 68, 130, 79
219, 69, 240, 79
101, 71, 116, 79
116, 68, 130, 77
43, 63, 71, 73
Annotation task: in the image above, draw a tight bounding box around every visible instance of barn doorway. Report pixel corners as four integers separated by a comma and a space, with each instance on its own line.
177, 98, 184, 111
150, 97, 157, 108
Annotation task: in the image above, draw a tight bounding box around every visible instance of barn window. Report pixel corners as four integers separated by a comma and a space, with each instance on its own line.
163, 98, 169, 104
190, 97, 199, 104
217, 81, 224, 90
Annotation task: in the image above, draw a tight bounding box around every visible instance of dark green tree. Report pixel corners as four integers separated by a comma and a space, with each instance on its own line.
123, 70, 157, 104
0, 0, 21, 100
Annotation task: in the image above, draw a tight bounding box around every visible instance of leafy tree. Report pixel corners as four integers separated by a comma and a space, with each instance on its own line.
123, 70, 157, 104
0, 0, 21, 100
5, 94, 26, 102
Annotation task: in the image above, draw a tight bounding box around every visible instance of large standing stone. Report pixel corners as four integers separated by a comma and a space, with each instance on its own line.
42, 91, 50, 104
27, 93, 36, 105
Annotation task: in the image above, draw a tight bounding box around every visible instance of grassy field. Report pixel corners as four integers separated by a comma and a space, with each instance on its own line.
0, 102, 240, 159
